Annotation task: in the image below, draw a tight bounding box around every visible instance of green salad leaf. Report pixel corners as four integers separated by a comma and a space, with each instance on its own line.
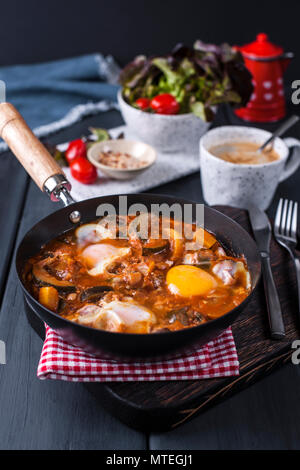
119, 41, 253, 121
89, 127, 110, 142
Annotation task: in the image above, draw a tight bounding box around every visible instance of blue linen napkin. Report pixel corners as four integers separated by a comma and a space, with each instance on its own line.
0, 53, 120, 141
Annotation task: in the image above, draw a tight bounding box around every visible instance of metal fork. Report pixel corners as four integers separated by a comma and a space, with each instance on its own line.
274, 199, 300, 323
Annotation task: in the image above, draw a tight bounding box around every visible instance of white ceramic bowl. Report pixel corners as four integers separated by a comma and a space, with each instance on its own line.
87, 139, 157, 180
199, 126, 300, 210
118, 90, 211, 153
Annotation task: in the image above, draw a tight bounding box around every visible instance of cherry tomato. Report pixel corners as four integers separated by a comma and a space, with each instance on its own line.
150, 93, 180, 115
70, 157, 97, 184
65, 138, 86, 163
135, 98, 151, 110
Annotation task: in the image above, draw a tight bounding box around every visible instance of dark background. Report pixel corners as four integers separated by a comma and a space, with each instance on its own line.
1, 0, 298, 85
1, 0, 300, 450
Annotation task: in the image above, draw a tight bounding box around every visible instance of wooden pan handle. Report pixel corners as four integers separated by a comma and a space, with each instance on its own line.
0, 102, 66, 191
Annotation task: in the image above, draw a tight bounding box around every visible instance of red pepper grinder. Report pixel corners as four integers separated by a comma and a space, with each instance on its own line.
234, 33, 293, 122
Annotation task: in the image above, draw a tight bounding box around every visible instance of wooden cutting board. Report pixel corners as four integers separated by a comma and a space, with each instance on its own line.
26, 205, 300, 432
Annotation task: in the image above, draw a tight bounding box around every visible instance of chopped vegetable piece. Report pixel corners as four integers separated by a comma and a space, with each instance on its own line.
163, 227, 184, 260
39, 286, 59, 312
80, 286, 112, 302
193, 227, 217, 249
33, 264, 76, 293
142, 238, 169, 254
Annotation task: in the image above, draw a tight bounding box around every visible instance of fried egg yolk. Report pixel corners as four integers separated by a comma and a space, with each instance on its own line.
166, 265, 217, 297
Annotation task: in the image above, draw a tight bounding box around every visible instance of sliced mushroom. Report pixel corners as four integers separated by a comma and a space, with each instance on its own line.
32, 264, 76, 293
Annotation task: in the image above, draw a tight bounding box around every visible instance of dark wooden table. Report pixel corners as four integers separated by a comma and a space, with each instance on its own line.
1, 108, 300, 450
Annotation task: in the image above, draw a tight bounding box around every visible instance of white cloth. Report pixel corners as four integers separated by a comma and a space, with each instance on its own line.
63, 126, 200, 201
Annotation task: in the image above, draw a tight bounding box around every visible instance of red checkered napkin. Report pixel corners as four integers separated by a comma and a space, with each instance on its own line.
37, 325, 239, 382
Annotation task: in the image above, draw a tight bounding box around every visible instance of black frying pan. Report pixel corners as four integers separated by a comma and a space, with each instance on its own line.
0, 103, 261, 361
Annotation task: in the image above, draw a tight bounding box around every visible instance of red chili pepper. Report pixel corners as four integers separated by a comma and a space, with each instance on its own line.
70, 157, 97, 184
65, 139, 87, 163
135, 97, 151, 110
150, 93, 180, 115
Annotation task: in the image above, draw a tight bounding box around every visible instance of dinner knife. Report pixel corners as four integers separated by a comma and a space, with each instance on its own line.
248, 205, 285, 339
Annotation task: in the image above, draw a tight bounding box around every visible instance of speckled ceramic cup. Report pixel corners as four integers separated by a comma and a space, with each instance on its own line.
200, 126, 300, 210
118, 90, 211, 153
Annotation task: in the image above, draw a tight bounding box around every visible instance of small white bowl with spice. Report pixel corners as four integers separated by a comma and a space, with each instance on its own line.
87, 139, 157, 180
